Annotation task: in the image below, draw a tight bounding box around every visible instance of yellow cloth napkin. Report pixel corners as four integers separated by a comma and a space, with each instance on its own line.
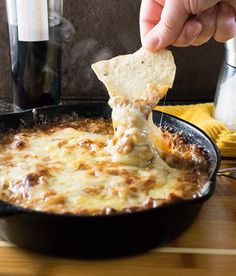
154, 103, 236, 157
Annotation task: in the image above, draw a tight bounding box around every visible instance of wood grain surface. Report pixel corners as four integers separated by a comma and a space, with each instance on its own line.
0, 160, 236, 276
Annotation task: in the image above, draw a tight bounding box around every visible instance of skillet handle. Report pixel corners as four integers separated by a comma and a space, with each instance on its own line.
0, 201, 19, 217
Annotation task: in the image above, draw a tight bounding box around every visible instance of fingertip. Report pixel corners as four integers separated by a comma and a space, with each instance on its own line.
141, 34, 160, 51
214, 2, 236, 42
142, 28, 174, 51
186, 20, 203, 38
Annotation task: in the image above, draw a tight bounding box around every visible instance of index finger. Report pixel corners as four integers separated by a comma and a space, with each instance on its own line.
139, 0, 163, 41
141, 0, 189, 50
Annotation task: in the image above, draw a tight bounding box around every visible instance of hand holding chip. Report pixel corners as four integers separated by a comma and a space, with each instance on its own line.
140, 0, 236, 50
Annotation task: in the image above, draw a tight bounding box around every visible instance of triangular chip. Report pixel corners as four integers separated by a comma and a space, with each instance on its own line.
91, 47, 176, 100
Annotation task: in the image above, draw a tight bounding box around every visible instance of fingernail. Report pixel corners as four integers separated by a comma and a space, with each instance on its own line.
187, 25, 202, 38
220, 3, 230, 13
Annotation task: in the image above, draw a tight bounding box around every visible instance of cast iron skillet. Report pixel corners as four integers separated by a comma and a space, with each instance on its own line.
0, 102, 220, 257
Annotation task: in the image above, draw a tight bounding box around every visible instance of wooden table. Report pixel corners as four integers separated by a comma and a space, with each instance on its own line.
0, 159, 235, 276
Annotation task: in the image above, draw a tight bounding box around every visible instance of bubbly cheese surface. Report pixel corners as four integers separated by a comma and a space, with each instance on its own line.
0, 118, 207, 215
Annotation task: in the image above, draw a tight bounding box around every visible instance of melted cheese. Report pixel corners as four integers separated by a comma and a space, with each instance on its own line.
0, 118, 200, 215
107, 85, 168, 168
108, 99, 154, 166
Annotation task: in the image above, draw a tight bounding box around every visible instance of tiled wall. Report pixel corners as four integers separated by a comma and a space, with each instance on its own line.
0, 0, 224, 102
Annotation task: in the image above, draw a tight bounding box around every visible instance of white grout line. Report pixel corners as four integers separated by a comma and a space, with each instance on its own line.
152, 247, 236, 255
1, 241, 236, 256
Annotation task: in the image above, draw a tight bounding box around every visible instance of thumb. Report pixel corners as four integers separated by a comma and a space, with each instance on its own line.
142, 0, 189, 50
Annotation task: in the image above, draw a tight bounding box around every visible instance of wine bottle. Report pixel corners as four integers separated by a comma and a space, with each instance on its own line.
6, 0, 62, 111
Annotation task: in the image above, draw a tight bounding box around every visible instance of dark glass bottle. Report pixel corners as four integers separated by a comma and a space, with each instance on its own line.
6, 0, 63, 111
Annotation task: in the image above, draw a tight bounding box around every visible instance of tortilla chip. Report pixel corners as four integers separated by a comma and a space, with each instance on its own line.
91, 47, 176, 100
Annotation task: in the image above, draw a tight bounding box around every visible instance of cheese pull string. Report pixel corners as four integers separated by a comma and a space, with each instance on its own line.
159, 93, 167, 129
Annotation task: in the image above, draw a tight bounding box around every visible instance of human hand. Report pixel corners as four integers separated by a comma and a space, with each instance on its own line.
140, 0, 236, 50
